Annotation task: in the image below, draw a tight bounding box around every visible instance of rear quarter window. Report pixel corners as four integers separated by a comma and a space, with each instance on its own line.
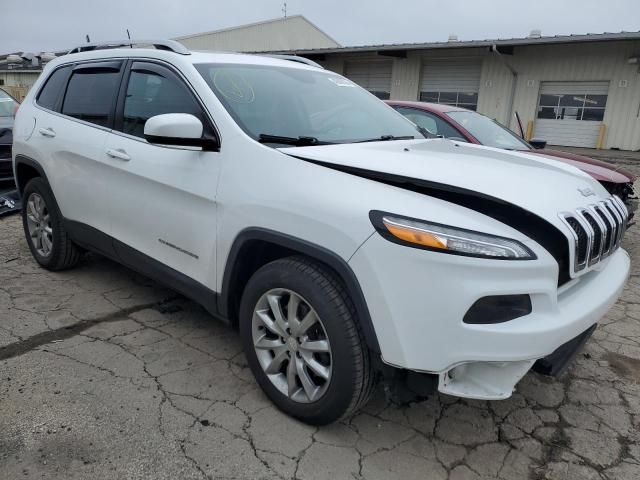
36, 66, 72, 111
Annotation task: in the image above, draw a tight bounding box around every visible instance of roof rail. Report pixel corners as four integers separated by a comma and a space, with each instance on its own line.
67, 39, 190, 56
260, 54, 324, 69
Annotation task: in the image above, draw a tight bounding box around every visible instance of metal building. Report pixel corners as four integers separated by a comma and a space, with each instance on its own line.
0, 15, 339, 99
281, 32, 640, 151
0, 55, 48, 100
174, 15, 340, 52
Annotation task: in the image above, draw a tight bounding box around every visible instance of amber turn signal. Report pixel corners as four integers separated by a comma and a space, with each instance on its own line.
382, 219, 448, 250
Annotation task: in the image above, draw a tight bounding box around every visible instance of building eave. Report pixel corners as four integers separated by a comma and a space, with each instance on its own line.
0, 69, 43, 73
266, 31, 640, 55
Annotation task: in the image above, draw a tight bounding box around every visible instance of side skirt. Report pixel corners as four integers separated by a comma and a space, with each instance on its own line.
63, 219, 224, 322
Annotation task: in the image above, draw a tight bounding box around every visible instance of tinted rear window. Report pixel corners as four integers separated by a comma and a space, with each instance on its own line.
61, 70, 120, 127
36, 66, 71, 111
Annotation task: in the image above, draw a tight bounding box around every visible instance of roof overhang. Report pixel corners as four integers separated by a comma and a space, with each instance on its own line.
266, 31, 640, 56
0, 69, 43, 73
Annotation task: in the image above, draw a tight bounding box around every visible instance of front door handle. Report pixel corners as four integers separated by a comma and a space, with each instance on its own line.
105, 148, 131, 161
38, 127, 56, 138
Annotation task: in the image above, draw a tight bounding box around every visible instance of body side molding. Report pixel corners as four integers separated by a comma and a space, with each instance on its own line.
63, 219, 222, 320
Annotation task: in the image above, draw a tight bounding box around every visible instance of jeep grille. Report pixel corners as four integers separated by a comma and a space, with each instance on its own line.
559, 196, 628, 275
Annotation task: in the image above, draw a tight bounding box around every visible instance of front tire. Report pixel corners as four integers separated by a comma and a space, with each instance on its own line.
22, 177, 82, 271
239, 256, 375, 425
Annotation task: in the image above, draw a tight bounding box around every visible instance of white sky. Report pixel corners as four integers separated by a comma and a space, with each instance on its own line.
2, 0, 639, 54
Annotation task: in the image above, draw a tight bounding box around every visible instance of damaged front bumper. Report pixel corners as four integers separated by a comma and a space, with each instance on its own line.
351, 226, 629, 402
437, 324, 597, 400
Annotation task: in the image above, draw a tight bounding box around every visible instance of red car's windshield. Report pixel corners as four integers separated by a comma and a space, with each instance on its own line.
447, 110, 530, 150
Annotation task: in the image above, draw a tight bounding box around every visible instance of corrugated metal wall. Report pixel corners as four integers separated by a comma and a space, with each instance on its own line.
389, 56, 421, 100
323, 40, 640, 150
0, 71, 41, 101
0, 71, 40, 88
344, 57, 393, 96
505, 41, 640, 150
477, 55, 514, 125
420, 58, 482, 93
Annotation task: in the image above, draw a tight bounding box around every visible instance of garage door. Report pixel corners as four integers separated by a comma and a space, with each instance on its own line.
419, 59, 482, 110
344, 60, 393, 99
533, 82, 609, 148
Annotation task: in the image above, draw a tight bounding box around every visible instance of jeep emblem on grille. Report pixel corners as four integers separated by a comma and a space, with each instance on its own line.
578, 187, 595, 197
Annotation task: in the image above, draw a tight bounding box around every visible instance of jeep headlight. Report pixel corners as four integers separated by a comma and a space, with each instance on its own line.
371, 211, 536, 260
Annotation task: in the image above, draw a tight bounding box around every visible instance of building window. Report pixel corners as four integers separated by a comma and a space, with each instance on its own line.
537, 94, 607, 121
419, 91, 478, 110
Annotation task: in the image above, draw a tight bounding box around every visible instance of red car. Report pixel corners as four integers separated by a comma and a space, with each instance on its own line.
387, 100, 637, 216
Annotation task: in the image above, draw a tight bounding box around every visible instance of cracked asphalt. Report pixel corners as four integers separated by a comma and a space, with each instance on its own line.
1, 170, 640, 479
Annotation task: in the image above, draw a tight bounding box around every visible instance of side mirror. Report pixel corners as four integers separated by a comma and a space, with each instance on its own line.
529, 138, 547, 149
144, 113, 219, 151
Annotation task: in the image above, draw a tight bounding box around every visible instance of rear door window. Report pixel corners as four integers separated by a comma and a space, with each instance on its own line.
61, 62, 123, 128
36, 66, 72, 112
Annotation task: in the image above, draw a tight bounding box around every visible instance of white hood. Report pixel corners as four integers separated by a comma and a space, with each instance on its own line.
280, 139, 608, 227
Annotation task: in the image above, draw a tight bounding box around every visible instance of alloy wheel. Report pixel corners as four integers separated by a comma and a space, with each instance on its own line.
251, 288, 332, 403
25, 193, 53, 257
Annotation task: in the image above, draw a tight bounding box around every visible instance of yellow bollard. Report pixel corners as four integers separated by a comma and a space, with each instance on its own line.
596, 124, 607, 150
525, 120, 534, 141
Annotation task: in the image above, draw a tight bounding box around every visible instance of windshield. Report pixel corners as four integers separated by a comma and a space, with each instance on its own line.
446, 110, 530, 150
195, 63, 420, 144
0, 89, 18, 117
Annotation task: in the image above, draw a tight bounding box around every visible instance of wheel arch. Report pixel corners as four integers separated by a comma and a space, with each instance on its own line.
219, 228, 381, 353
14, 155, 48, 196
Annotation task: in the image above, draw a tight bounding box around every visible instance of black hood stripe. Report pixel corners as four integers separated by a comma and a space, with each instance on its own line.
290, 154, 570, 285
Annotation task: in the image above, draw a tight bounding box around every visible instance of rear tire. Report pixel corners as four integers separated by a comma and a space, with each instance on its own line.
239, 256, 375, 425
22, 177, 82, 271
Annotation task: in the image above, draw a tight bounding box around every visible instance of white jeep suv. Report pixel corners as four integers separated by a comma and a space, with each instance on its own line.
12, 40, 630, 424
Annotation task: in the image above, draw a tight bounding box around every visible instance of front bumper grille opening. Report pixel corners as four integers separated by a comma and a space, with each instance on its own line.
565, 217, 588, 268
595, 207, 614, 255
604, 203, 624, 248
581, 211, 602, 263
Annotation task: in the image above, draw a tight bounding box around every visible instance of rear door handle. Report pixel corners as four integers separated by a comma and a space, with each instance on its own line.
38, 127, 56, 138
105, 148, 131, 161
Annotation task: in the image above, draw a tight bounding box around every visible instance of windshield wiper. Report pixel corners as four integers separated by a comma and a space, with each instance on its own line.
355, 135, 415, 143
417, 126, 437, 139
258, 134, 331, 147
